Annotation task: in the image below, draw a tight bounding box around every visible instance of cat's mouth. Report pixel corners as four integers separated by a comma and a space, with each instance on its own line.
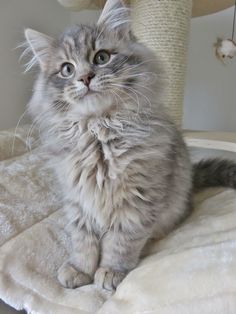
81, 88, 99, 99
86, 89, 97, 95
72, 86, 100, 101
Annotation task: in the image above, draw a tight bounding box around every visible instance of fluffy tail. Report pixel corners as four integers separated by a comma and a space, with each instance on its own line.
193, 158, 236, 191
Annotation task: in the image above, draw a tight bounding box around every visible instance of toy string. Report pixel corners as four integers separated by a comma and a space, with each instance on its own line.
232, 0, 236, 40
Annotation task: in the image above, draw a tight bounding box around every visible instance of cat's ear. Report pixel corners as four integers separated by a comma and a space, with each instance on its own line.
24, 28, 55, 71
97, 0, 131, 37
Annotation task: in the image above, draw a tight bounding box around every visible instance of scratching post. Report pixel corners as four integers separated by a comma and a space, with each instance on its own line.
130, 0, 192, 126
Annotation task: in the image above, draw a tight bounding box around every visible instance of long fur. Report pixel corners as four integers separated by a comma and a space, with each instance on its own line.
194, 159, 236, 191
23, 0, 236, 291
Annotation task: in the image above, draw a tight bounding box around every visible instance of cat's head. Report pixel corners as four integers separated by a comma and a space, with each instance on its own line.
24, 0, 160, 118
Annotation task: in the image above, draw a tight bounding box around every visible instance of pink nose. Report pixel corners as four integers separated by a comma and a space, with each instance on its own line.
79, 72, 95, 86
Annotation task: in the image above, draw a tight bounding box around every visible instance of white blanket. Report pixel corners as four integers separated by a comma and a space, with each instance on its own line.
0, 126, 236, 314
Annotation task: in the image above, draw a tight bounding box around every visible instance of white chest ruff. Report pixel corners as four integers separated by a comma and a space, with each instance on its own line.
58, 125, 130, 228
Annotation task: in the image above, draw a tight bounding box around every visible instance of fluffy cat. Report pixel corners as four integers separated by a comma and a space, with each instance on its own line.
24, 0, 236, 291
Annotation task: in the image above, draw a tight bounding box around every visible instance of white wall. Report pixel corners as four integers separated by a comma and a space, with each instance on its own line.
70, 10, 100, 25
183, 6, 236, 132
0, 0, 70, 130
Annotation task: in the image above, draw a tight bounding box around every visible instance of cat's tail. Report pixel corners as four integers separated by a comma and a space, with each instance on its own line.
193, 158, 236, 191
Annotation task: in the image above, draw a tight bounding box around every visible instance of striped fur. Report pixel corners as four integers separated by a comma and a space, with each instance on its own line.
23, 0, 236, 291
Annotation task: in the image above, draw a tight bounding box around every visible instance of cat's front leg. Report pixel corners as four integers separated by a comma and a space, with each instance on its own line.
58, 224, 99, 289
94, 231, 148, 291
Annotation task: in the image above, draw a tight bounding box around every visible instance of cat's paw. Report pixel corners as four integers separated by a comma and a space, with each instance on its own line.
94, 267, 126, 291
57, 262, 92, 289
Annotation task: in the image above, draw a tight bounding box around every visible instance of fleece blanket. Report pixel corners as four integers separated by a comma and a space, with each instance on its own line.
0, 126, 236, 314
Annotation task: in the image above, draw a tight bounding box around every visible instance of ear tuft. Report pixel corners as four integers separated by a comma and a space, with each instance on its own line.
97, 0, 131, 37
23, 28, 55, 71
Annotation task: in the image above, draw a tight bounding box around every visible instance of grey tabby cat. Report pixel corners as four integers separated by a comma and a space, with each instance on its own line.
24, 0, 236, 291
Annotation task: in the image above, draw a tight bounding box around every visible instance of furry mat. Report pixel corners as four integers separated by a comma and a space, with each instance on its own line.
0, 126, 236, 314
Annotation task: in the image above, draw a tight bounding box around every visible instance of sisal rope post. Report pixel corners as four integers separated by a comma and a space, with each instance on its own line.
131, 0, 192, 127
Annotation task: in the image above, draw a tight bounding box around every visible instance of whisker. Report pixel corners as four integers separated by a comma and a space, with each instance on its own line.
26, 112, 47, 151
114, 59, 158, 75
111, 84, 139, 105
11, 108, 29, 156
112, 54, 133, 71
111, 83, 152, 112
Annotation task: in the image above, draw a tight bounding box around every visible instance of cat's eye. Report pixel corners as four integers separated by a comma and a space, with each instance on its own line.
94, 50, 110, 65
60, 62, 75, 78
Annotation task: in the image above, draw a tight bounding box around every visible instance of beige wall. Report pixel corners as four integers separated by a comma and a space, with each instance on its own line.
0, 0, 70, 130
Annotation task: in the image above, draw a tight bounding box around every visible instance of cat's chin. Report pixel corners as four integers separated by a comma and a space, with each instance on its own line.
69, 92, 116, 117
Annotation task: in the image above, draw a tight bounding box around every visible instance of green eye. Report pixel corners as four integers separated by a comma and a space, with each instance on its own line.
60, 62, 75, 78
94, 50, 110, 65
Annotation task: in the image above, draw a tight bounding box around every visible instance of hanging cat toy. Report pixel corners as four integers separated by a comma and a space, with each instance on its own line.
214, 0, 236, 62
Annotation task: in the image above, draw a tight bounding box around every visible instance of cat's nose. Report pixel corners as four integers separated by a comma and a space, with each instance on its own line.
79, 72, 95, 87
